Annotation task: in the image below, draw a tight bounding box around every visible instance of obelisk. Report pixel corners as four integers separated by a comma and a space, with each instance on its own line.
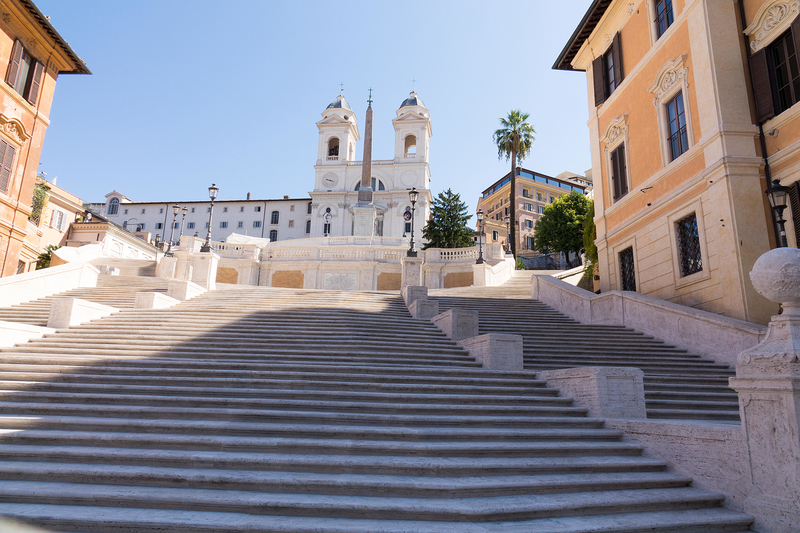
351, 89, 377, 236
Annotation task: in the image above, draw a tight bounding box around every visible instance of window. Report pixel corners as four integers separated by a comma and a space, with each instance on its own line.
525, 203, 531, 211
139, 223, 145, 230
255, 206, 261, 212
290, 205, 295, 212
492, 230, 499, 241
223, 207, 228, 213
16, 260, 25, 274
305, 220, 311, 234
790, 182, 800, 247
526, 236, 535, 250
173, 222, 179, 229
205, 222, 209, 229
549, 197, 555, 204
50, 210, 64, 231
191, 207, 195, 213
610, 144, 629, 201
404, 135, 417, 158
5, 40, 43, 105
525, 219, 532, 229
123, 209, 128, 215
220, 221, 228, 229
271, 211, 279, 225
269, 230, 278, 241
751, 19, 800, 122
159, 208, 163, 214
156, 222, 163, 230
288, 220, 294, 228
107, 198, 119, 215
404, 222, 412, 234
655, 0, 674, 39
307, 202, 313, 215
240, 206, 244, 212
536, 192, 542, 202
354, 178, 386, 191
187, 222, 195, 229
253, 220, 261, 228
522, 189, 530, 198
538, 205, 545, 214
676, 213, 702, 277
238, 221, 243, 228
666, 92, 688, 161
619, 247, 636, 291
592, 33, 623, 106
327, 137, 340, 159
142, 209, 146, 214
207, 207, 211, 213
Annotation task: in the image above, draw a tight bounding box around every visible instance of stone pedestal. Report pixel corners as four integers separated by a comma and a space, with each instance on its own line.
458, 333, 523, 371
135, 292, 180, 310
409, 298, 439, 320
402, 285, 427, 306
156, 256, 177, 279
190, 252, 219, 290
538, 367, 647, 419
432, 308, 479, 342
401, 257, 424, 289
48, 298, 118, 329
351, 205, 376, 237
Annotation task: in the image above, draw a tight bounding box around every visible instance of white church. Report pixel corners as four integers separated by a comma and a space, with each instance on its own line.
89, 91, 433, 245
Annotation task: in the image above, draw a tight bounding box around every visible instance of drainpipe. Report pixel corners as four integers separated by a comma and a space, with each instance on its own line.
261, 201, 267, 238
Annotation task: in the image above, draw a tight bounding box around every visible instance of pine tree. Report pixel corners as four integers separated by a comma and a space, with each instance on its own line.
421, 189, 475, 249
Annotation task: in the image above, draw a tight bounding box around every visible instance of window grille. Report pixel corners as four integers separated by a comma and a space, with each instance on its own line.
619, 247, 636, 291
676, 213, 703, 277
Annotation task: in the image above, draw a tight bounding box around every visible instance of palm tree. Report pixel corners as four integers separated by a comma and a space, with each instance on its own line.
493, 110, 535, 257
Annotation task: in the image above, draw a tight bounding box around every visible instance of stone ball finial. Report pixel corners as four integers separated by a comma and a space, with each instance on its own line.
750, 247, 800, 314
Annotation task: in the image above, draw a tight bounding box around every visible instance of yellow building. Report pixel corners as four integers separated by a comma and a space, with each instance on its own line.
0, 0, 89, 276
555, 0, 800, 325
476, 168, 591, 252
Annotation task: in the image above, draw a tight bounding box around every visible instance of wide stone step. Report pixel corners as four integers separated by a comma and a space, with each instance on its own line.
0, 503, 756, 533
0, 481, 728, 522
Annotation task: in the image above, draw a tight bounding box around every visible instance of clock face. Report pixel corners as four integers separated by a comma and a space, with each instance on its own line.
322, 174, 337, 187
403, 210, 412, 221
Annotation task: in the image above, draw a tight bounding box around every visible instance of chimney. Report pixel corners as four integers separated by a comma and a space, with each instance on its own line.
51, 176, 57, 186
246, 192, 251, 200
284, 195, 289, 199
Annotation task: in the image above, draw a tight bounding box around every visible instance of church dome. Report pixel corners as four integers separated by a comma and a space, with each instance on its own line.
326, 94, 352, 111
400, 90, 425, 109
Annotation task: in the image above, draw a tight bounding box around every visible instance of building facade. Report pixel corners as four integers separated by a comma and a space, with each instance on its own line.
555, 0, 800, 325
86, 193, 313, 244
0, 0, 89, 277
476, 168, 590, 252
32, 175, 83, 253
309, 91, 432, 242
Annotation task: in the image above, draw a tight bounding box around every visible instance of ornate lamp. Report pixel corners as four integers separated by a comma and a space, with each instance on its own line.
476, 209, 485, 264
165, 204, 180, 257
178, 206, 188, 247
201, 184, 219, 253
407, 188, 419, 257
766, 179, 789, 248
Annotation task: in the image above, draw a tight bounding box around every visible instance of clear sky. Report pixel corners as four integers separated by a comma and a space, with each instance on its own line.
34, 0, 592, 216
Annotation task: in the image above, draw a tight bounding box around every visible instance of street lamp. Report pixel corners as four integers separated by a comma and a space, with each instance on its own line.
200, 183, 219, 252
407, 188, 419, 257
165, 204, 180, 257
504, 215, 512, 254
766, 179, 789, 248
476, 209, 485, 264
178, 206, 188, 248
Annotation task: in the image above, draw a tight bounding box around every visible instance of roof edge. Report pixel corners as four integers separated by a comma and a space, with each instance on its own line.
20, 0, 91, 75
552, 0, 611, 72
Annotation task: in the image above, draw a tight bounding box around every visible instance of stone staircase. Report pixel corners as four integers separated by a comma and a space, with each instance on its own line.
88, 258, 157, 277
430, 271, 740, 422
0, 285, 752, 531
0, 275, 169, 327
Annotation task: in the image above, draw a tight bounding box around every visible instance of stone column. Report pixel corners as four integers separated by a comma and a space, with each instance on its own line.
401, 256, 424, 289
729, 248, 800, 533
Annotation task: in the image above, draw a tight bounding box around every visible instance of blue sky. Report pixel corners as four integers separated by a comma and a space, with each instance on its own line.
35, 0, 591, 215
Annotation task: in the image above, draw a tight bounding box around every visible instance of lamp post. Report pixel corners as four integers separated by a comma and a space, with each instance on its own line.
165, 204, 180, 257
177, 206, 188, 248
200, 184, 219, 252
476, 209, 485, 264
766, 179, 790, 248
407, 188, 419, 257
504, 215, 513, 254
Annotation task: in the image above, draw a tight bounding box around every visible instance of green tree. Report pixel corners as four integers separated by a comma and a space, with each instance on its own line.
533, 191, 591, 268
421, 189, 475, 249
582, 199, 597, 277
493, 109, 535, 258
29, 180, 50, 227
36, 245, 60, 270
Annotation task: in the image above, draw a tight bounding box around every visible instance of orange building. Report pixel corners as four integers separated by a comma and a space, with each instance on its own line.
0, 0, 89, 276
555, 0, 800, 325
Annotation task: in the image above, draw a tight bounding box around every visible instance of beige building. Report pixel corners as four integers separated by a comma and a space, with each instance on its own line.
555, 0, 800, 325
476, 168, 591, 252
32, 176, 83, 252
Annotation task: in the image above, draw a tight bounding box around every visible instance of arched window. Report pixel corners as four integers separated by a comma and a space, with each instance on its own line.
307, 201, 312, 214
269, 229, 278, 241
327, 137, 339, 159
270, 211, 279, 225
355, 178, 385, 191
404, 135, 417, 158
108, 198, 119, 215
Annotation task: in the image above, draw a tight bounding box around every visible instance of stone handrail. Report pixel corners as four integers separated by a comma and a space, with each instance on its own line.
531, 274, 767, 366
265, 245, 405, 264
425, 247, 480, 263
0, 262, 99, 308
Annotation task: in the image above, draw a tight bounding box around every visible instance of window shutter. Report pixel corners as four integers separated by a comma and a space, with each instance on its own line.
792, 15, 800, 73
0, 140, 12, 194
612, 32, 624, 87
789, 181, 800, 247
750, 48, 776, 123
5, 40, 22, 87
611, 149, 621, 200
26, 60, 44, 105
592, 56, 606, 106
0, 140, 7, 193
618, 144, 628, 197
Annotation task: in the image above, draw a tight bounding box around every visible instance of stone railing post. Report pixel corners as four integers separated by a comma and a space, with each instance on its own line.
729, 247, 800, 533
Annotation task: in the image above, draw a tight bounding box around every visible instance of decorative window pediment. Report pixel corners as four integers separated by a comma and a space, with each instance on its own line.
0, 113, 30, 145
648, 55, 688, 103
649, 56, 694, 167
601, 114, 628, 148
745, 0, 800, 52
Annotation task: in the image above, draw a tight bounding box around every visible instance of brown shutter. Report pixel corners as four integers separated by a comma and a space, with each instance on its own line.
5, 40, 22, 87
790, 181, 800, 247
611, 148, 621, 200
593, 56, 606, 106
0, 140, 9, 193
618, 144, 628, 197
792, 15, 800, 67
750, 48, 776, 123
26, 60, 44, 105
612, 32, 624, 86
